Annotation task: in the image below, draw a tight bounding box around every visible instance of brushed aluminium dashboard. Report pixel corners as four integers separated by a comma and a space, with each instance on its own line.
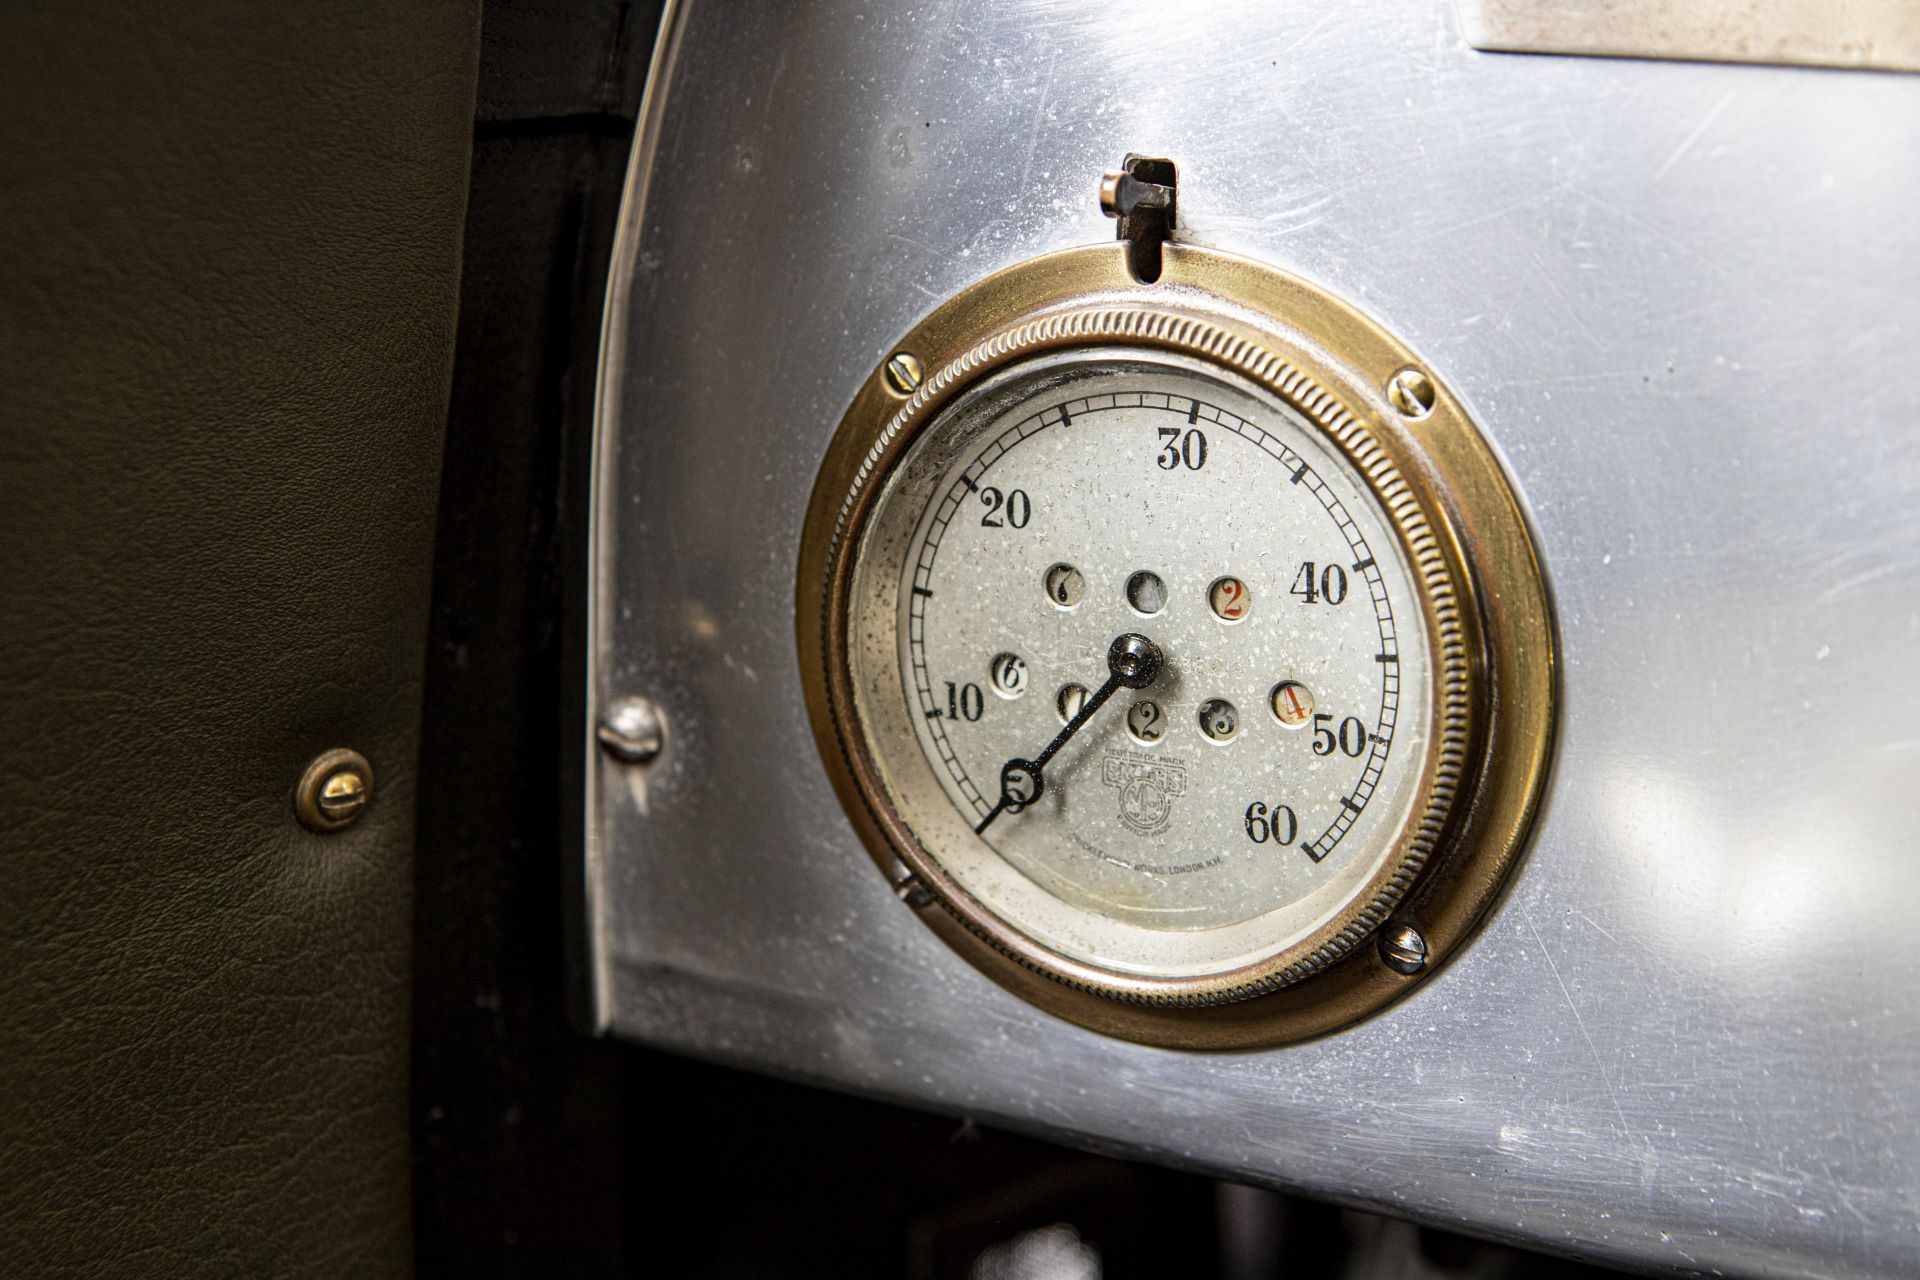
588, 2, 1920, 1274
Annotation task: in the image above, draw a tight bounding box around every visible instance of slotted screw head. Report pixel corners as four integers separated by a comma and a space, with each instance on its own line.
1380, 923, 1429, 975
1386, 367, 1437, 420
294, 748, 373, 833
317, 770, 367, 821
883, 351, 924, 396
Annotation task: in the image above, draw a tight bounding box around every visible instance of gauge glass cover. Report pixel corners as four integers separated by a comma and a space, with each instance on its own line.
845, 351, 1437, 987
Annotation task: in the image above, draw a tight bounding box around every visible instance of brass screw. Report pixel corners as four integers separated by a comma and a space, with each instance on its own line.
294, 748, 373, 833
1379, 923, 1429, 975
318, 770, 366, 821
1386, 367, 1436, 420
883, 351, 924, 396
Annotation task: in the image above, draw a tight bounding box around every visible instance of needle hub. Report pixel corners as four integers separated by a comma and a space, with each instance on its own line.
1108, 633, 1163, 689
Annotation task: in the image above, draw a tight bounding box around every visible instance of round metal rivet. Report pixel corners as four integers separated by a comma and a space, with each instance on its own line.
883, 351, 924, 396
1386, 367, 1437, 420
294, 748, 373, 833
1379, 923, 1429, 975
597, 696, 666, 764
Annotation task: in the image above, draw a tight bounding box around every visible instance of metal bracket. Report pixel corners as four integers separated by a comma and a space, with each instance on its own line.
1099, 155, 1177, 283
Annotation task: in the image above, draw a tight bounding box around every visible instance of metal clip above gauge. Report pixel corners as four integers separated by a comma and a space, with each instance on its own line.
1098, 154, 1177, 282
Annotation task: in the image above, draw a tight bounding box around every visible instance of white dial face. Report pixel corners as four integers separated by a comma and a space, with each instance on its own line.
847, 351, 1434, 985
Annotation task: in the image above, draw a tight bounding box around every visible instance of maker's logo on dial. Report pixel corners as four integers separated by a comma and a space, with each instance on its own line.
1102, 751, 1187, 836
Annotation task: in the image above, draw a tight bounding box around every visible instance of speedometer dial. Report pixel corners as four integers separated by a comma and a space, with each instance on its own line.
863, 351, 1451, 991
800, 240, 1553, 1046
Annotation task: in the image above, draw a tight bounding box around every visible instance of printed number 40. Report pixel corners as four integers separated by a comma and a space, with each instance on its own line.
1290, 561, 1348, 605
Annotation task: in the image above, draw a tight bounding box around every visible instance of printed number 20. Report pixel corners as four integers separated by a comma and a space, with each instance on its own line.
979, 487, 1030, 528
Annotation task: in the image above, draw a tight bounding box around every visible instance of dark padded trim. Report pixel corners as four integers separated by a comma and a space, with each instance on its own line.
0, 2, 480, 1274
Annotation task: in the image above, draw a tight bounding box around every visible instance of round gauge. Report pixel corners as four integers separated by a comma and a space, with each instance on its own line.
850, 348, 1458, 994
799, 242, 1553, 1046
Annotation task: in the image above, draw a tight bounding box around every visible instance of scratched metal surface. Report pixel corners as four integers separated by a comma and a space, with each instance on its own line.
588, 2, 1920, 1274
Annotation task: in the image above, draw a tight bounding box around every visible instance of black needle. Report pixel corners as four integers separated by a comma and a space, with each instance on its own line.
975, 633, 1164, 834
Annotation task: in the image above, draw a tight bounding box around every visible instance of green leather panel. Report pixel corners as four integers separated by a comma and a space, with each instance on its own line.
0, 2, 481, 1273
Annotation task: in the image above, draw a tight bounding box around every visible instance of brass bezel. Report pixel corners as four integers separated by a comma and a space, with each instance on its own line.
798, 242, 1556, 1048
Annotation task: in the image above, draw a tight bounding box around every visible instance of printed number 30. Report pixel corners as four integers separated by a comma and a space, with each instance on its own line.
1156, 428, 1207, 471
